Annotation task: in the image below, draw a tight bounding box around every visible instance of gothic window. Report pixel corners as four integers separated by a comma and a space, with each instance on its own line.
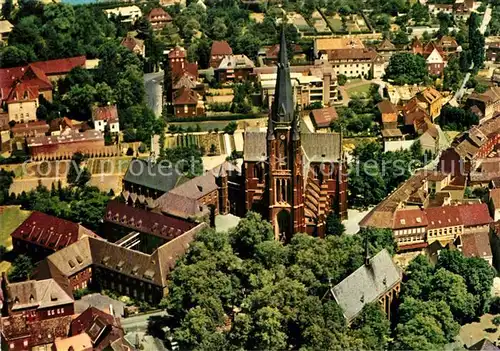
281, 179, 287, 203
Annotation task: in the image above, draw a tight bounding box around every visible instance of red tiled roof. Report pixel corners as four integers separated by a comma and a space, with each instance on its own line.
461, 231, 492, 259
266, 43, 302, 58
377, 100, 398, 114
393, 209, 428, 229
310, 106, 338, 128
211, 41, 233, 57
31, 56, 86, 75
120, 36, 143, 52
173, 87, 198, 105
168, 46, 186, 59
425, 206, 462, 229
28, 130, 104, 147
11, 211, 97, 252
104, 200, 196, 239
92, 105, 118, 122
456, 203, 492, 227
491, 188, 500, 209
147, 7, 172, 21
11, 121, 49, 134
2, 82, 39, 103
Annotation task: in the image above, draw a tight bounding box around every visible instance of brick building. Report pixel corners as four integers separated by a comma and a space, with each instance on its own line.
243, 31, 347, 240
173, 87, 205, 117
33, 223, 206, 304
210, 40, 233, 68
11, 211, 98, 262
11, 121, 49, 138
0, 276, 74, 350
146, 7, 172, 32
466, 87, 500, 121
214, 54, 255, 84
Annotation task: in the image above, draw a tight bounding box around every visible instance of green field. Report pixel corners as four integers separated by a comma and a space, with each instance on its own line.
0, 206, 31, 248
0, 206, 32, 272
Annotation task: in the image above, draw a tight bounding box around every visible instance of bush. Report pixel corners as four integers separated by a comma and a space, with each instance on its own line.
138, 143, 146, 153
73, 287, 90, 300
338, 74, 348, 86
492, 316, 500, 326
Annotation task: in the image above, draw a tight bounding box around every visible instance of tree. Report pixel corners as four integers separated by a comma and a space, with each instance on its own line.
8, 254, 34, 282
159, 146, 203, 178
230, 212, 274, 257
351, 303, 390, 350
1, 0, 13, 20
325, 213, 345, 236
392, 30, 410, 45
385, 53, 428, 85
438, 105, 479, 131
443, 56, 464, 91
67, 152, 91, 187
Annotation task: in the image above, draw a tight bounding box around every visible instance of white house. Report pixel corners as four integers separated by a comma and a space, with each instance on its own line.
104, 6, 142, 23
91, 105, 120, 134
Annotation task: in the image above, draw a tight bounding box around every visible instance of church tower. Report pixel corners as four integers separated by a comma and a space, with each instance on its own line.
266, 29, 306, 241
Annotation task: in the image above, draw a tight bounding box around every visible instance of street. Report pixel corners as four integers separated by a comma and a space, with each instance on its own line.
450, 5, 492, 104
144, 71, 165, 117
121, 310, 168, 332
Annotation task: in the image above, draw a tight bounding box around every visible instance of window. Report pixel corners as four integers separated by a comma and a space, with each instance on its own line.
184, 105, 188, 113
10, 343, 14, 349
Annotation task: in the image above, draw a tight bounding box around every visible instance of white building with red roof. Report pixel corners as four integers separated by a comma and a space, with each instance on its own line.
91, 105, 120, 134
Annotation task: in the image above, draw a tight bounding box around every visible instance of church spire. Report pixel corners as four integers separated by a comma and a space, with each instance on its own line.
270, 26, 294, 127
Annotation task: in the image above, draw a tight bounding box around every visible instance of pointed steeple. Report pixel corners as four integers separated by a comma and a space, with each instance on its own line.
270, 27, 295, 127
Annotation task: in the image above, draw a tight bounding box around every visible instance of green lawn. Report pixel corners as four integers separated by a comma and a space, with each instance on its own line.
346, 83, 375, 97
0, 206, 31, 249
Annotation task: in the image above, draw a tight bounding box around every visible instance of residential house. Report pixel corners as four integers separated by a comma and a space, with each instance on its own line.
331, 249, 402, 323
440, 115, 500, 176
262, 43, 304, 65
411, 37, 424, 55
104, 6, 142, 23
461, 231, 493, 265
314, 37, 385, 79
466, 87, 500, 121
438, 35, 459, 52
376, 38, 397, 62
173, 86, 205, 117
490, 188, 500, 221
0, 276, 74, 351
418, 87, 444, 119
377, 100, 398, 129
426, 47, 446, 76
49, 117, 76, 136
214, 54, 255, 84
310, 106, 338, 131
60, 306, 132, 350
256, 63, 338, 108
1, 83, 39, 123
210, 40, 233, 68
11, 211, 98, 261
428, 3, 454, 16
121, 34, 145, 57
146, 7, 172, 32
486, 42, 500, 63
91, 105, 120, 134
33, 223, 207, 304
0, 20, 13, 43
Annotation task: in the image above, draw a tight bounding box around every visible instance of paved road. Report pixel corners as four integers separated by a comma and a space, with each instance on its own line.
121, 310, 168, 332
451, 5, 492, 104
144, 71, 165, 118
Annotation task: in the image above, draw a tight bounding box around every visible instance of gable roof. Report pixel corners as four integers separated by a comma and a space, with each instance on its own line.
211, 40, 233, 57
123, 158, 182, 193
393, 209, 428, 229
2, 314, 72, 346
92, 105, 118, 122
490, 188, 500, 209
469, 339, 500, 351
332, 249, 401, 322
6, 278, 73, 311
217, 54, 255, 70
377, 100, 398, 115
120, 35, 144, 52
243, 131, 267, 162
147, 7, 172, 21
456, 203, 492, 227
301, 132, 342, 162
377, 38, 396, 51
11, 211, 98, 252
37, 223, 207, 288
173, 87, 198, 105
461, 231, 492, 260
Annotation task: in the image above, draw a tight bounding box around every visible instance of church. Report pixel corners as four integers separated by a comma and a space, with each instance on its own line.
243, 30, 348, 240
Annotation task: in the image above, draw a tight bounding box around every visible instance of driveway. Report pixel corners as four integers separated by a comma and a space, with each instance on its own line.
144, 71, 165, 117
121, 310, 168, 332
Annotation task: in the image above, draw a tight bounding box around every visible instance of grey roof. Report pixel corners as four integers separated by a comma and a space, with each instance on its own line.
469, 339, 500, 351
243, 132, 267, 161
332, 249, 401, 322
301, 132, 342, 162
243, 131, 342, 163
123, 159, 182, 193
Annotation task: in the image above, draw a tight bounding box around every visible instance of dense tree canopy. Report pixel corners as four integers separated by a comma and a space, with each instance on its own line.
385, 53, 429, 84
438, 105, 479, 131
155, 212, 396, 350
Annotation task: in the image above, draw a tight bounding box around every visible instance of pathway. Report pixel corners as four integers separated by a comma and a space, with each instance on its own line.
144, 71, 164, 118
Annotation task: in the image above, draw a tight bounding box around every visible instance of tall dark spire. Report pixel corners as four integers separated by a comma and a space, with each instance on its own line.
270, 27, 295, 126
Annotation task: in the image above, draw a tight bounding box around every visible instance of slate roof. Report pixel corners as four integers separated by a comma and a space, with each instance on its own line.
243, 131, 341, 163
331, 249, 401, 322
7, 278, 73, 311
469, 338, 500, 351
35, 223, 207, 288
123, 158, 182, 193
11, 211, 98, 252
